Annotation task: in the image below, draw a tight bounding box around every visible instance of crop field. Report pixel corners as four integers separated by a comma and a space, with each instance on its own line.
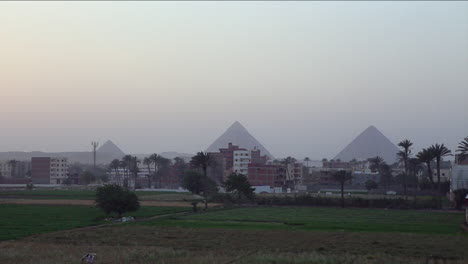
1, 204, 467, 263
148, 207, 465, 235
0, 204, 189, 241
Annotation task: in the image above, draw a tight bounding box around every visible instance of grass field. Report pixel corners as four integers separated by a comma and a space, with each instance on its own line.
0, 205, 467, 263
140, 207, 466, 235
0, 189, 188, 200
0, 204, 189, 241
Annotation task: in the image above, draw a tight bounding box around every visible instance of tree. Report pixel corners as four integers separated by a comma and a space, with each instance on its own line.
95, 184, 140, 217
416, 148, 435, 191
109, 159, 121, 185
223, 173, 255, 201
183, 170, 218, 210
379, 163, 393, 188
183, 171, 203, 195
80, 171, 96, 185
368, 156, 384, 173
456, 137, 468, 162
173, 157, 189, 181
129, 156, 140, 190
428, 143, 451, 194
408, 157, 422, 191
453, 189, 468, 210
365, 179, 378, 191
143, 157, 153, 188
304, 157, 310, 168
332, 170, 352, 208
397, 139, 413, 196
190, 152, 212, 178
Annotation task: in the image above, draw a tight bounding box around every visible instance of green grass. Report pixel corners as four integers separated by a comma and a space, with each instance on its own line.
0, 189, 188, 200
0, 204, 189, 241
140, 207, 466, 235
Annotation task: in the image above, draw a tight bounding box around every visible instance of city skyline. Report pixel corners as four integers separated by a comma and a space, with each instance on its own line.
0, 1, 467, 159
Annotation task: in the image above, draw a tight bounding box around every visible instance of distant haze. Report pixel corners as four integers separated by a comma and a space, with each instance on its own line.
0, 2, 467, 159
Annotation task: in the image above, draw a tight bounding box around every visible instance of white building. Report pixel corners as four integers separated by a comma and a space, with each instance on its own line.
0, 161, 12, 178
49, 157, 69, 184
233, 150, 251, 175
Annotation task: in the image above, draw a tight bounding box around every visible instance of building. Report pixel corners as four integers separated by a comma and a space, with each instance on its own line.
247, 163, 283, 187
0, 161, 12, 178
451, 155, 468, 192
31, 157, 69, 184
233, 149, 251, 175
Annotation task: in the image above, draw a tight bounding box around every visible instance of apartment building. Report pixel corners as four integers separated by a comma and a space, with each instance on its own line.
233, 149, 250, 175
31, 157, 69, 184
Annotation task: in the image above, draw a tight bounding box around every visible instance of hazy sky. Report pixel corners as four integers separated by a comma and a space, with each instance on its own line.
0, 1, 467, 159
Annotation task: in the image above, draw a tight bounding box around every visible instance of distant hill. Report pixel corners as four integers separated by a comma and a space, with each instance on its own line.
334, 126, 399, 163
206, 121, 274, 158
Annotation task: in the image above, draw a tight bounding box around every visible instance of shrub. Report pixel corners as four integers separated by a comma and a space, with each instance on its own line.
453, 189, 468, 210
95, 184, 140, 217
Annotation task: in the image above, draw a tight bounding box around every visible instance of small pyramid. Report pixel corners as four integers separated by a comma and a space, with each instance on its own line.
97, 140, 125, 156
206, 121, 274, 158
334, 126, 399, 163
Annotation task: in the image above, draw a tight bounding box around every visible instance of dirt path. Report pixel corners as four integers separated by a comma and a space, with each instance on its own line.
0, 198, 220, 208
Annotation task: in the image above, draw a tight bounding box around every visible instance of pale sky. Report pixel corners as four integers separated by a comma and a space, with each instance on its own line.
0, 1, 467, 159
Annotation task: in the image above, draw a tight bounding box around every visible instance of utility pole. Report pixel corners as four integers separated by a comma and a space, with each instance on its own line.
91, 141, 99, 169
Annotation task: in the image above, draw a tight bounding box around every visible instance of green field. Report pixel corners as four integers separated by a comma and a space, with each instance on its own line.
0, 204, 189, 241
0, 189, 187, 200
139, 207, 466, 235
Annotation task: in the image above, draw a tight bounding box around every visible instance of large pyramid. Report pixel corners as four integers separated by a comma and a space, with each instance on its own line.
206, 121, 274, 158
97, 140, 125, 157
334, 126, 399, 163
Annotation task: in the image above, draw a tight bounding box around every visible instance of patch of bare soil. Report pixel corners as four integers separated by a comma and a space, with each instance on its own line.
1, 226, 467, 264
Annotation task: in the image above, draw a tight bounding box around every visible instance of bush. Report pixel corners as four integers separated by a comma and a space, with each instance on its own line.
453, 189, 468, 210
95, 184, 140, 217
255, 194, 441, 209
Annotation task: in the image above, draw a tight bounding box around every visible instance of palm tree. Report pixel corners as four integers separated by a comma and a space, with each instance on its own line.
109, 159, 121, 185
368, 156, 384, 173
149, 154, 171, 188
428, 144, 451, 194
397, 139, 413, 196
304, 157, 310, 168
129, 156, 140, 190
121, 155, 133, 188
332, 170, 353, 208
408, 157, 422, 191
456, 137, 468, 163
190, 152, 213, 210
416, 148, 435, 191
143, 157, 153, 188
190, 152, 212, 178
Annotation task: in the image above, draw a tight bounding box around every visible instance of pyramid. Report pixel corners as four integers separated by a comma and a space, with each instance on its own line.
97, 140, 125, 156
206, 121, 274, 158
334, 126, 399, 163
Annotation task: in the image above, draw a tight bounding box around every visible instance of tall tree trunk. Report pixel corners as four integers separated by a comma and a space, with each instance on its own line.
341, 181, 344, 208
426, 162, 434, 192
403, 159, 408, 197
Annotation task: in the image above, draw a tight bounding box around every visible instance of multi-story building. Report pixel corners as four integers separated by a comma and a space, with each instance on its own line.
233, 150, 251, 175
0, 161, 12, 178
31, 157, 69, 184
247, 163, 284, 187
451, 155, 468, 192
